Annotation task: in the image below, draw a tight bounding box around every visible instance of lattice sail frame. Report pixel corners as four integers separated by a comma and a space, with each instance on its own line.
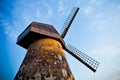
61, 7, 79, 38
65, 44, 100, 72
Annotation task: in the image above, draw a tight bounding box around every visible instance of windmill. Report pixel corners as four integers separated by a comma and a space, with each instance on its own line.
15, 7, 99, 80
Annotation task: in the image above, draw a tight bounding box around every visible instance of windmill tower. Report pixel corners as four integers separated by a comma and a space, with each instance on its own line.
15, 7, 99, 80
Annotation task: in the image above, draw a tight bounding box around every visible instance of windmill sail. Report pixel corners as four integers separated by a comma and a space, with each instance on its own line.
65, 44, 100, 72
61, 7, 79, 38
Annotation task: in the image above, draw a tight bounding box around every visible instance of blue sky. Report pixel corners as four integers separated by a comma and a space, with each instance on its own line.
0, 0, 120, 80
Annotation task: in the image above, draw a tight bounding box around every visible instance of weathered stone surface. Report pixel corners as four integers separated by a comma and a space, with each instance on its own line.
15, 38, 74, 80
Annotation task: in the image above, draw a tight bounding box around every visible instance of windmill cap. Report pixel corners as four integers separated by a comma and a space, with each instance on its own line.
17, 21, 65, 49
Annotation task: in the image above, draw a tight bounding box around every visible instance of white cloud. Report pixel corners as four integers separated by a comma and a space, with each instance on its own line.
46, 7, 53, 18
89, 13, 120, 58
83, 6, 94, 15
89, 43, 120, 80
58, 0, 64, 13
2, 21, 18, 42
1, 0, 55, 43
91, 44, 120, 59
58, 0, 68, 16
84, 6, 120, 79
41, 0, 53, 18
81, 0, 103, 17
87, 4, 120, 33
36, 9, 42, 19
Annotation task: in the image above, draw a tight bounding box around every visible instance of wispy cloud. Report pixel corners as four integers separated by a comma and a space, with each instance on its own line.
88, 10, 120, 58
88, 12, 120, 80
36, 9, 42, 18
41, 0, 53, 18
83, 6, 94, 16
90, 43, 120, 80
78, 1, 120, 79
57, 0, 68, 16
81, 0, 102, 17
1, 0, 55, 43
58, 0, 64, 14
46, 7, 53, 18
1, 20, 19, 42
91, 43, 120, 59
